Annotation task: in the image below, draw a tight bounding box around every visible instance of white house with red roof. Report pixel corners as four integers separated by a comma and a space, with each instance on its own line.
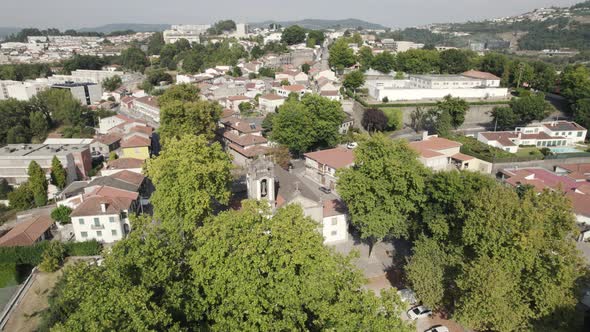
409, 134, 492, 173
259, 93, 285, 113
220, 117, 270, 166
275, 70, 308, 85
477, 121, 587, 153
226, 95, 252, 112
273, 84, 308, 98
304, 147, 355, 190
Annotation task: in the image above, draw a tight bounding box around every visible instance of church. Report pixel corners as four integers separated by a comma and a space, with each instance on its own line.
246, 157, 348, 244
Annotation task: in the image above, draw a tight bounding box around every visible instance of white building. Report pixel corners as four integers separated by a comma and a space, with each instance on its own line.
477, 121, 587, 153
409, 135, 492, 173
163, 24, 210, 44
0, 79, 48, 100
52, 82, 102, 106
259, 93, 285, 113
392, 41, 424, 52
133, 96, 161, 122
366, 70, 508, 102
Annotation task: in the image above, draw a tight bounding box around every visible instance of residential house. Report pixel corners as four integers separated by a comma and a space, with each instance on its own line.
273, 84, 307, 98
90, 134, 121, 158
101, 158, 144, 176
0, 214, 54, 247
133, 96, 160, 122
220, 117, 270, 166
246, 157, 348, 244
409, 134, 492, 173
275, 70, 308, 85
477, 121, 587, 153
120, 133, 151, 160
226, 95, 252, 112
304, 147, 355, 190
259, 93, 285, 113
320, 90, 342, 101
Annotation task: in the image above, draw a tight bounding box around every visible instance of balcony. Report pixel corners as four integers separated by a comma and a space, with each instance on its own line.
90, 224, 105, 230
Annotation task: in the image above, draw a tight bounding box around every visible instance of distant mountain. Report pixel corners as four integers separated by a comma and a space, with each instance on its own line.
77, 23, 171, 33
250, 18, 388, 30
0, 27, 21, 40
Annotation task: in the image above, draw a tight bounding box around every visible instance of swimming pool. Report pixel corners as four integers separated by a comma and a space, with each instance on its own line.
550, 147, 582, 154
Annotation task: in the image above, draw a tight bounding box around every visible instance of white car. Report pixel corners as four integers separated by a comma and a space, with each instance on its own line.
425, 326, 449, 332
347, 142, 358, 149
407, 305, 432, 320
397, 288, 418, 305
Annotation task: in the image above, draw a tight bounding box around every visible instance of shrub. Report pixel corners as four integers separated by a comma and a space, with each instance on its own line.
0, 240, 102, 267
381, 108, 403, 131
540, 147, 553, 156
51, 206, 72, 224
39, 241, 66, 272
382, 96, 389, 103
65, 241, 102, 257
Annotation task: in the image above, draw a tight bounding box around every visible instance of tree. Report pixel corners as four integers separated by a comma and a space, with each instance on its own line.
361, 108, 388, 132
329, 38, 356, 71
434, 110, 452, 137
301, 63, 310, 74
208, 20, 237, 35
510, 93, 553, 124
560, 65, 590, 103
101, 75, 122, 92
381, 108, 403, 130
108, 151, 118, 161
62, 55, 105, 74
337, 135, 428, 251
0, 179, 12, 200
343, 70, 365, 92
258, 67, 275, 78
439, 49, 472, 74
307, 30, 325, 46
50, 156, 67, 189
231, 66, 242, 77
145, 135, 232, 231
436, 95, 468, 128
238, 101, 253, 113
43, 204, 414, 331
281, 25, 306, 45
159, 44, 178, 70
28, 161, 47, 207
491, 106, 518, 130
51, 206, 72, 224
120, 47, 149, 73
574, 98, 590, 132
159, 100, 221, 143
269, 145, 291, 170
261, 113, 275, 136
174, 38, 191, 52
39, 241, 66, 272
146, 32, 165, 55
478, 53, 508, 78
8, 182, 34, 210
29, 111, 48, 142
250, 45, 264, 59
157, 83, 200, 107
371, 51, 396, 73
271, 95, 345, 153
395, 49, 441, 74
406, 237, 447, 310
357, 46, 374, 71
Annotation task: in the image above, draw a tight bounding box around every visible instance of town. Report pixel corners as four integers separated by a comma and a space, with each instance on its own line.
0, 1, 590, 331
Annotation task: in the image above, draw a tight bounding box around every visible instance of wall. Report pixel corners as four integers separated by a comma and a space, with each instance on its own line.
122, 146, 150, 160
72, 214, 126, 243
491, 156, 590, 174
323, 214, 348, 243
375, 87, 508, 102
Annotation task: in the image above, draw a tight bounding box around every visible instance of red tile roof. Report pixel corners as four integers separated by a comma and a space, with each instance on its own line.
134, 96, 159, 108
260, 93, 284, 101
223, 132, 267, 147
323, 199, 347, 218
110, 170, 145, 187
106, 158, 144, 170
228, 143, 270, 158
557, 163, 590, 174
451, 153, 475, 162
222, 117, 263, 134
461, 70, 501, 81
121, 135, 151, 148
304, 147, 355, 170
0, 215, 54, 247
281, 84, 306, 92
409, 137, 462, 159
70, 196, 135, 217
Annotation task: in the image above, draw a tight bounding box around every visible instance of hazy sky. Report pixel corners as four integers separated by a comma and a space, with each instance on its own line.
0, 0, 583, 29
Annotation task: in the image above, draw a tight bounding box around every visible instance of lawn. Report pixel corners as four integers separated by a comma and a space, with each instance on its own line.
515, 147, 544, 158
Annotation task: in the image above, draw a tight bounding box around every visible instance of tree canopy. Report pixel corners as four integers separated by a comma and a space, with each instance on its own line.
101, 75, 122, 92
28, 160, 48, 207
50, 156, 67, 189
329, 38, 356, 71
281, 25, 306, 45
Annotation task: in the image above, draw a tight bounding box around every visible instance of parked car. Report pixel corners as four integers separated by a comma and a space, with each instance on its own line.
319, 186, 332, 194
397, 288, 418, 305
425, 325, 449, 332
347, 142, 358, 149
407, 305, 432, 320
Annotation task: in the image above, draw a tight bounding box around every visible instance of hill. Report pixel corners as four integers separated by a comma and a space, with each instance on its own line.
250, 18, 387, 30
77, 23, 171, 34
0, 27, 22, 40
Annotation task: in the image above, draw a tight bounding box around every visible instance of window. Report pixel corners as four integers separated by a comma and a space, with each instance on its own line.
578, 132, 583, 137
331, 217, 337, 226
331, 231, 337, 236
109, 216, 115, 223
78, 218, 84, 225
112, 230, 117, 236
81, 231, 88, 238
96, 231, 102, 237
134, 148, 140, 153
93, 218, 100, 226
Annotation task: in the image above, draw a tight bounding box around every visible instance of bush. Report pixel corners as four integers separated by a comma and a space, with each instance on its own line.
381, 108, 403, 131
39, 241, 66, 272
51, 206, 72, 224
540, 147, 553, 156
382, 96, 389, 103
65, 241, 101, 257
0, 240, 102, 266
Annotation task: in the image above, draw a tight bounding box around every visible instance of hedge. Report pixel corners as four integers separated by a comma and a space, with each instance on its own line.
0, 240, 102, 266
366, 100, 511, 108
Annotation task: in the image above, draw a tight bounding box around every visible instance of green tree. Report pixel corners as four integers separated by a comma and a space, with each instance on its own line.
159, 91, 221, 143
306, 30, 325, 46
281, 25, 306, 45
0, 179, 12, 200
343, 70, 365, 92
337, 135, 428, 251
434, 110, 452, 136
271, 101, 315, 154
395, 49, 440, 74
261, 113, 275, 136
477, 53, 508, 78
28, 161, 47, 207
39, 241, 66, 272
108, 151, 118, 161
329, 38, 356, 71
250, 45, 264, 59
29, 111, 48, 142
439, 49, 472, 74
101, 75, 122, 92
50, 156, 67, 189
436, 95, 468, 128
146, 32, 165, 55
145, 135, 232, 231
174, 38, 191, 52
371, 51, 396, 73
120, 47, 149, 73
301, 63, 310, 74
381, 108, 403, 130
560, 65, 590, 103
181, 50, 204, 73
491, 106, 518, 130
357, 46, 374, 71
510, 93, 553, 124
159, 44, 178, 70
574, 98, 590, 133
406, 237, 447, 310
238, 101, 253, 113
51, 205, 72, 224
8, 182, 34, 210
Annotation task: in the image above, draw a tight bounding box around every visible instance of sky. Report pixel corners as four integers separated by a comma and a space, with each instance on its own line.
0, 0, 583, 29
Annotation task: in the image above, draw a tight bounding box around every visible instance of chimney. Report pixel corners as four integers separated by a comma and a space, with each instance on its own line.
100, 203, 107, 213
